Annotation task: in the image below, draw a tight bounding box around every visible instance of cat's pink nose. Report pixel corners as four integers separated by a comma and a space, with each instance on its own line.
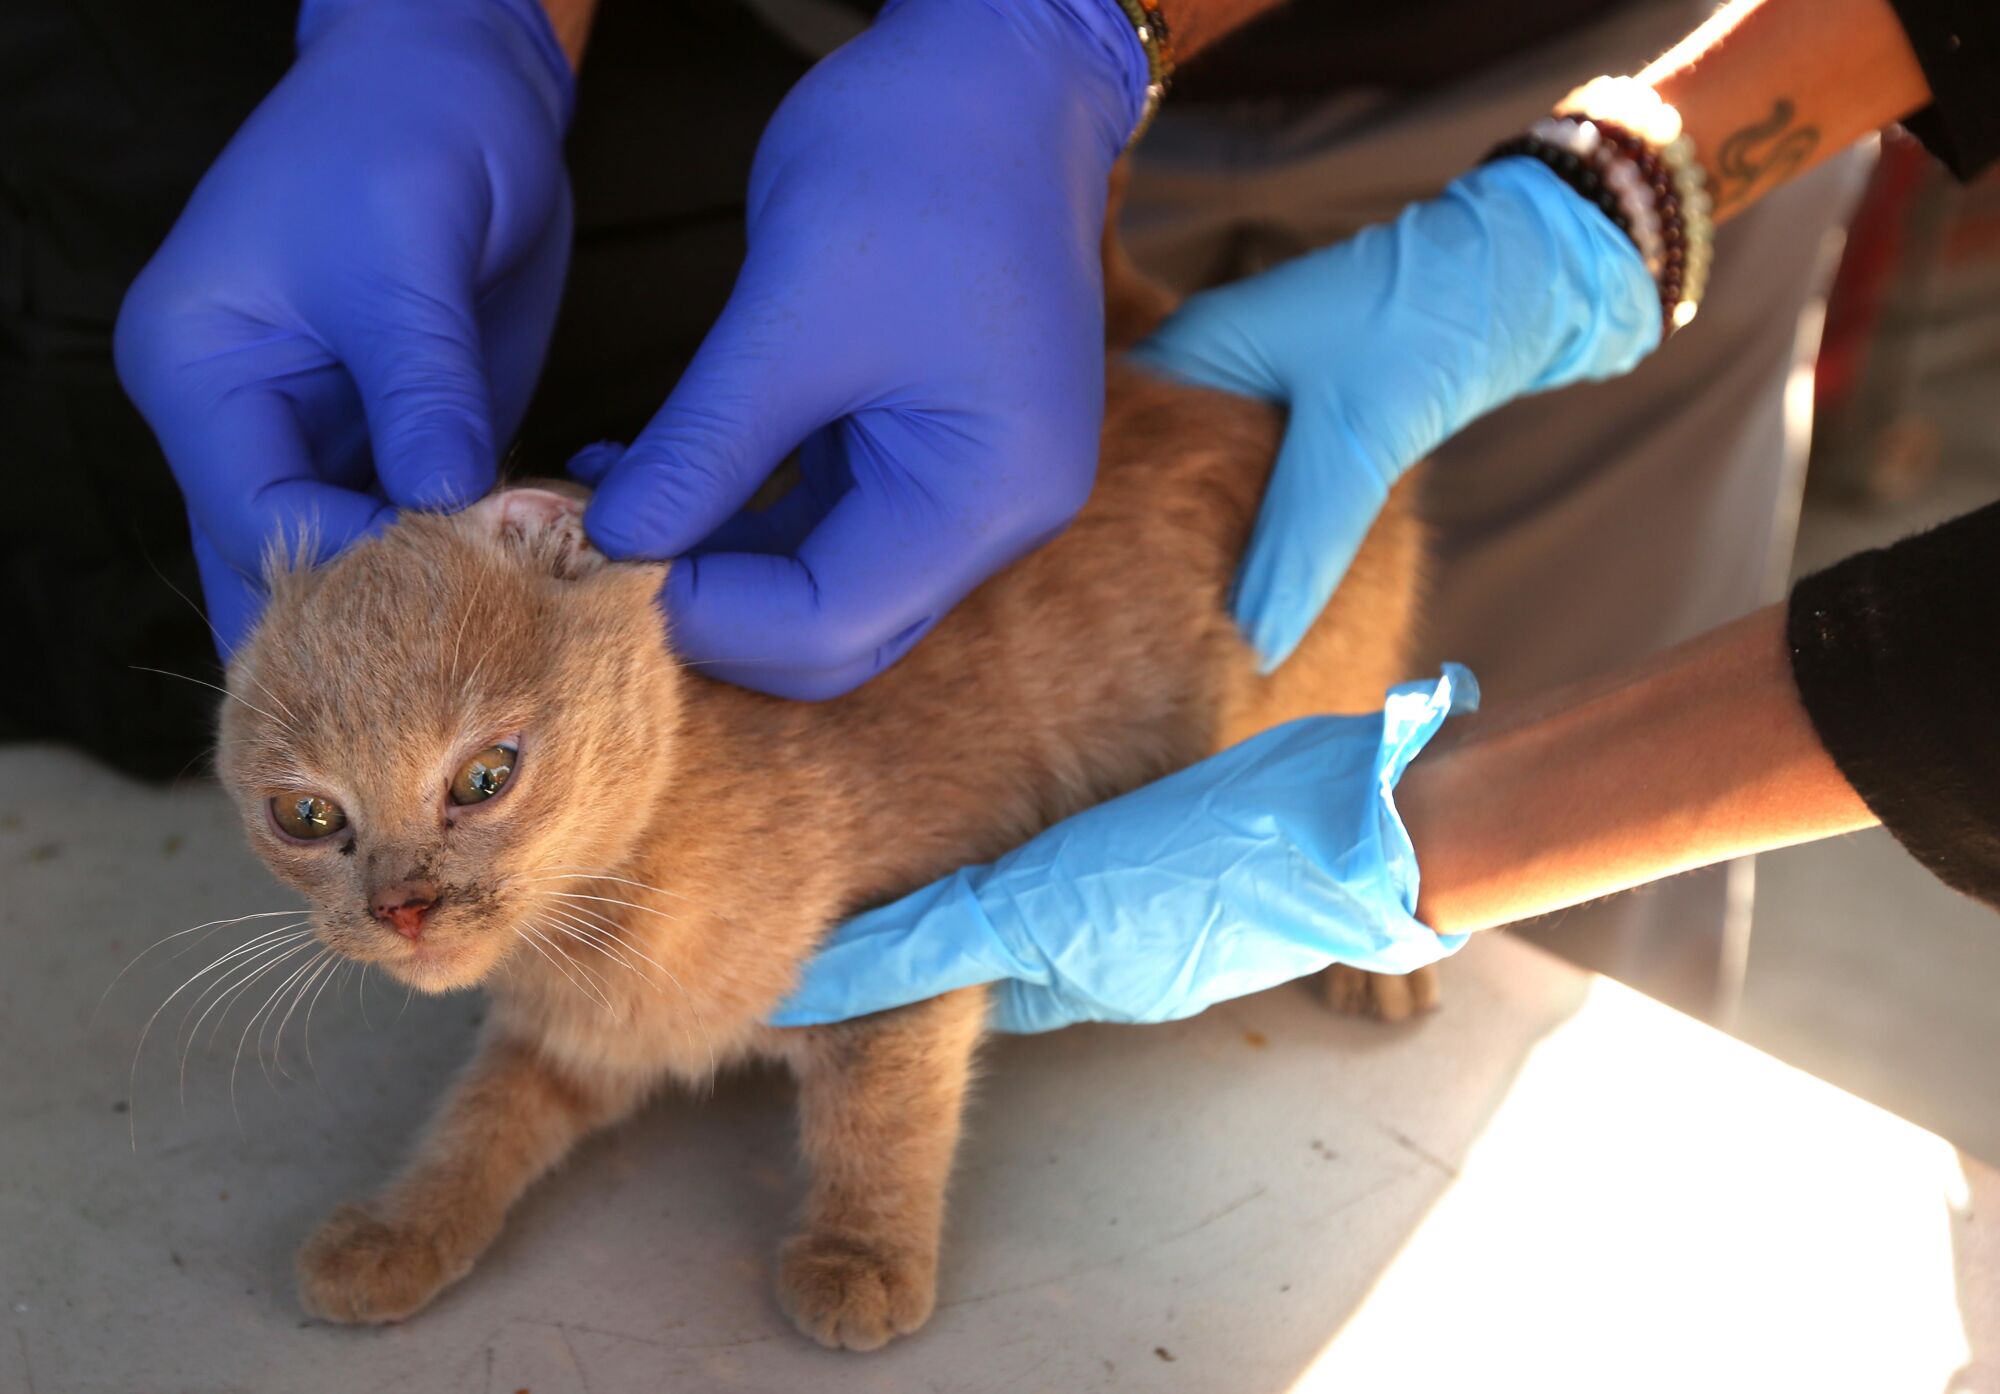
370, 883, 440, 940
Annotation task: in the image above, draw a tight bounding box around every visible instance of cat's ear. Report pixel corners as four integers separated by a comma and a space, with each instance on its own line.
466, 487, 604, 581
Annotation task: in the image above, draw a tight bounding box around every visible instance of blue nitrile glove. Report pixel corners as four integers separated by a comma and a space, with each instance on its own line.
1128, 158, 1662, 672
115, 0, 574, 654
567, 0, 1151, 700
771, 665, 1478, 1033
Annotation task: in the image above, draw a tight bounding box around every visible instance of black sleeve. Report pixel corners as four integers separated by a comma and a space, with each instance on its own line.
1787, 499, 2000, 907
1887, 0, 2000, 180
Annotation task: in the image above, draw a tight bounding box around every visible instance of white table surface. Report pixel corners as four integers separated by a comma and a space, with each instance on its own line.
2, 744, 1994, 1394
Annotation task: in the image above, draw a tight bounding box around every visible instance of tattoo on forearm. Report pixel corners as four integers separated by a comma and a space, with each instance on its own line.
1713, 99, 1821, 212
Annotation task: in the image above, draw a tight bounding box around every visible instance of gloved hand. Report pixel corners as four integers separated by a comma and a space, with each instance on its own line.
115, 0, 575, 654
568, 0, 1151, 700
771, 666, 1478, 1033
1129, 158, 1661, 672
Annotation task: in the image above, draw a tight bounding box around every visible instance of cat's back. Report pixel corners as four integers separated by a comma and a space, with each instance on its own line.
671, 357, 1420, 936
1014, 361, 1422, 742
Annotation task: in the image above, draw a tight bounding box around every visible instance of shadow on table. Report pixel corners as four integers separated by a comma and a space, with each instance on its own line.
3, 746, 1986, 1392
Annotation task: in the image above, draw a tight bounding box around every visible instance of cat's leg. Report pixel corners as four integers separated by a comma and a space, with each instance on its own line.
297, 1030, 644, 1324
1217, 476, 1440, 1024
775, 987, 985, 1351
1316, 963, 1441, 1023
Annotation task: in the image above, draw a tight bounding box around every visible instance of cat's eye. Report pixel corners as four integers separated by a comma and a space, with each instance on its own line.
270, 793, 347, 842
450, 744, 519, 806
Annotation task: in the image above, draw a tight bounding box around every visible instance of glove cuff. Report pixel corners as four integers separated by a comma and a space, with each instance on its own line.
1362, 664, 1480, 973
1034, 0, 1158, 148
1446, 158, 1662, 400
296, 0, 576, 130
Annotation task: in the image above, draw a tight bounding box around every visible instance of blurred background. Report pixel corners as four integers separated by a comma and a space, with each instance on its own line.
1728, 129, 2000, 1162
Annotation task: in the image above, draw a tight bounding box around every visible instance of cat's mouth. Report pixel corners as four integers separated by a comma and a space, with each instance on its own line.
332, 887, 522, 994
363, 929, 492, 994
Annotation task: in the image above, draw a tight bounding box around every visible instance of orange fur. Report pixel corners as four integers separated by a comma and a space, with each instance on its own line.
219, 252, 1426, 1347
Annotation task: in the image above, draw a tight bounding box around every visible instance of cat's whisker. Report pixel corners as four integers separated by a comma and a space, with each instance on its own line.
357, 963, 373, 1030
523, 866, 729, 917
534, 894, 717, 1041
237, 672, 304, 734
231, 948, 328, 1121
527, 920, 623, 1011
139, 553, 307, 735
528, 860, 716, 904
172, 923, 314, 1032
268, 951, 337, 1085
535, 917, 686, 1055
520, 866, 685, 895
535, 893, 625, 933
96, 908, 307, 1019
130, 665, 297, 736
198, 937, 314, 1079
539, 913, 646, 982
512, 867, 743, 1066
540, 907, 653, 979
534, 901, 715, 1082
130, 923, 312, 1143
531, 921, 627, 1008
258, 954, 315, 1082
449, 514, 507, 687
176, 944, 306, 1113
511, 924, 616, 1018
526, 912, 618, 972
299, 955, 345, 1085
174, 923, 318, 1043
539, 904, 689, 994
175, 930, 316, 1102
532, 897, 651, 961
456, 587, 519, 694
251, 951, 317, 1084
534, 889, 684, 925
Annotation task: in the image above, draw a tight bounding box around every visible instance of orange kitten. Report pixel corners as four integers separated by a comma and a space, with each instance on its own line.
216, 276, 1424, 1350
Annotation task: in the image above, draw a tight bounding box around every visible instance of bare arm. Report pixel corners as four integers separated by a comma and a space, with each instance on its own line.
1400, 606, 1877, 935
1396, 0, 1953, 933
1631, 0, 1932, 218
1165, 0, 1289, 59
538, 0, 598, 69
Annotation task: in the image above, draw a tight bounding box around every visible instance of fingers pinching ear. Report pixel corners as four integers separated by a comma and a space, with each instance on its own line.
337, 284, 499, 514
566, 440, 626, 486
582, 295, 844, 562
165, 387, 398, 580
661, 469, 992, 699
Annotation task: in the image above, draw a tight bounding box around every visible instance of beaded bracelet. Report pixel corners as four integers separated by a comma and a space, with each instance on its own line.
1486, 131, 1636, 243
1590, 118, 1713, 331
1486, 79, 1713, 336
1547, 120, 1661, 265
1556, 76, 1713, 331
1110, 0, 1175, 143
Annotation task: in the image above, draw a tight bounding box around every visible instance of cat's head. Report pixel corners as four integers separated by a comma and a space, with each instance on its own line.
216, 487, 679, 994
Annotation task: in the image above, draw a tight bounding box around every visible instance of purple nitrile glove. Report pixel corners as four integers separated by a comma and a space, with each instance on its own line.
570, 0, 1151, 700
116, 0, 575, 654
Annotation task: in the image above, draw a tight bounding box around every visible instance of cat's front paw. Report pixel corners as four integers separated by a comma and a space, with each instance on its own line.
296, 1203, 471, 1325
776, 1230, 936, 1351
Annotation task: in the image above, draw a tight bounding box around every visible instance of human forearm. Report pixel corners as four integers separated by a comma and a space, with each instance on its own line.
537, 0, 597, 68
1161, 0, 1287, 59
1400, 606, 1876, 935
1629, 0, 1931, 218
